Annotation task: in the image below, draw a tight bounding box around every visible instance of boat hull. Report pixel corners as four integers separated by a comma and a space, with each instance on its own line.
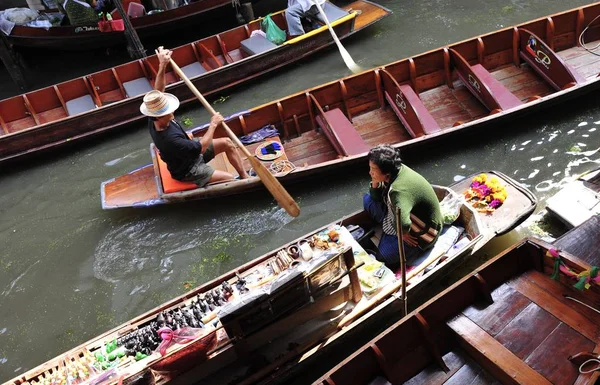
6, 0, 235, 50
101, 2, 600, 210
0, 1, 390, 167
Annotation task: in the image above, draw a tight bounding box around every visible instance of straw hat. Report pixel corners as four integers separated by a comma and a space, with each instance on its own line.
140, 90, 180, 117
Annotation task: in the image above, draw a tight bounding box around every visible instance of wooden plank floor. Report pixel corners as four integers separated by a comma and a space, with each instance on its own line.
554, 215, 600, 266
456, 272, 600, 385
353, 108, 413, 147
284, 129, 338, 166
492, 64, 554, 101
558, 43, 600, 80
403, 349, 500, 385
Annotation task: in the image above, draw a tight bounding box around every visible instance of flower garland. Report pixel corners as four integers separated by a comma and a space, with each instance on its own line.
546, 249, 600, 290
463, 173, 508, 213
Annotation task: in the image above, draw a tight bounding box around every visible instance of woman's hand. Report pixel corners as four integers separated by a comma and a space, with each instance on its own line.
402, 232, 419, 247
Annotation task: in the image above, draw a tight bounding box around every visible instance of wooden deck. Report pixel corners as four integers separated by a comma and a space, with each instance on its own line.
554, 215, 600, 267
315, 239, 600, 385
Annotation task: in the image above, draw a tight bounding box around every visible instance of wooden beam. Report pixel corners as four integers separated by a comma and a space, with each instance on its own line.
510, 271, 600, 341
0, 33, 27, 91
342, 248, 362, 303
415, 312, 449, 372
448, 315, 553, 385
113, 0, 146, 59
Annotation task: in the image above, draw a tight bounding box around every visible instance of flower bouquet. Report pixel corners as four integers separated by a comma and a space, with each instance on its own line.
463, 173, 508, 213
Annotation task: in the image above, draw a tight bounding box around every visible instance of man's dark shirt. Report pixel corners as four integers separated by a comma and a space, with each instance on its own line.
149, 119, 202, 180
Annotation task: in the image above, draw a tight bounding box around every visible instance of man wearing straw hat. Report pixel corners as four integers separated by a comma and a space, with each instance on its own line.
141, 47, 250, 187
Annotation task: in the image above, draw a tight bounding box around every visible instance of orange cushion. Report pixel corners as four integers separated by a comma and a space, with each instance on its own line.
156, 150, 197, 194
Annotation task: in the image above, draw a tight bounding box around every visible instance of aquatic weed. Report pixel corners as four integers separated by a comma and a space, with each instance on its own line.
182, 117, 194, 128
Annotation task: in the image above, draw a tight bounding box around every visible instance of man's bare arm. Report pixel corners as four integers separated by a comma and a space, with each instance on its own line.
155, 46, 172, 93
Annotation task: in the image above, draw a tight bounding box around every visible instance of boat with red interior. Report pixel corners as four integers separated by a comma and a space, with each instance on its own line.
101, 2, 600, 210
313, 235, 600, 385
0, 1, 391, 167
4, 172, 536, 385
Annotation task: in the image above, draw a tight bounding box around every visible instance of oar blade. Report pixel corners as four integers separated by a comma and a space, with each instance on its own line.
247, 155, 301, 217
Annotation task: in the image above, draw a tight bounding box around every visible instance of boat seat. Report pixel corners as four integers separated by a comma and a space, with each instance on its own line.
240, 35, 278, 56
65, 94, 96, 116
315, 108, 369, 156
470, 64, 523, 111
180, 62, 207, 78
385, 84, 441, 137
153, 144, 237, 194
122, 77, 153, 97
310, 2, 348, 24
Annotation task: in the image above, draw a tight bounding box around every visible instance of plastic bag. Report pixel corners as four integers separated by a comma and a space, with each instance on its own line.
156, 327, 206, 356
261, 14, 286, 45
439, 192, 462, 225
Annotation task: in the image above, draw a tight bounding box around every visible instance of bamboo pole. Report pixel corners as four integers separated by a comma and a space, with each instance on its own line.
395, 206, 408, 316
113, 0, 146, 59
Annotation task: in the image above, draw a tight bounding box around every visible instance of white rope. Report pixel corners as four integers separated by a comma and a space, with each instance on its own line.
269, 160, 296, 176
579, 358, 600, 374
578, 14, 600, 56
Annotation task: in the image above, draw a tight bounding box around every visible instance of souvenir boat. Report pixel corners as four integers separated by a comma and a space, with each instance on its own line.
0, 1, 391, 166
102, 2, 600, 209
6, 172, 536, 385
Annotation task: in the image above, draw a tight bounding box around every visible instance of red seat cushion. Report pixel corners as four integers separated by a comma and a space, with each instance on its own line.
154, 147, 197, 194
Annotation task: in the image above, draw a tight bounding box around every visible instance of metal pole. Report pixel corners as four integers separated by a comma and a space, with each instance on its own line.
113, 0, 146, 59
395, 206, 408, 316
0, 33, 27, 91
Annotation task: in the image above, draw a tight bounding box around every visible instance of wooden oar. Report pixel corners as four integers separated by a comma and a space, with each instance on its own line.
337, 246, 447, 328
313, 1, 361, 73
166, 56, 300, 217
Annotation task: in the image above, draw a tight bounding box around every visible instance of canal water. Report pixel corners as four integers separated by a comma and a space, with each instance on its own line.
1, 0, 600, 381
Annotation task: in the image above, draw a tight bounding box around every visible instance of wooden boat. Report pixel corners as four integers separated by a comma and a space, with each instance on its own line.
313, 236, 600, 385
4, 172, 535, 385
546, 167, 600, 228
0, 1, 391, 166
102, 1, 600, 210
7, 0, 243, 50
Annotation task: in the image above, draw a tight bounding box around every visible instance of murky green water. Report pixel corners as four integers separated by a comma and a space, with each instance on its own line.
1, 0, 600, 381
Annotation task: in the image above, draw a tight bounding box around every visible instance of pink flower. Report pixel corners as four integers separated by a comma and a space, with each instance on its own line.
489, 199, 502, 209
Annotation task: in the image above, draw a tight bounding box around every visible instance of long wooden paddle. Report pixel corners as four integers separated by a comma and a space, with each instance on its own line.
167, 57, 300, 217
313, 1, 361, 73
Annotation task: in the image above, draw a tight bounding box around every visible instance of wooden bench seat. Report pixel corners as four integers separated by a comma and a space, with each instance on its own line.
517, 28, 585, 91
449, 48, 523, 112
315, 108, 370, 156
448, 314, 553, 385
380, 69, 440, 138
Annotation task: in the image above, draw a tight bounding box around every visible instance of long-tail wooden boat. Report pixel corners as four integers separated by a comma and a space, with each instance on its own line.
3, 173, 535, 385
313, 235, 600, 385
103, 1, 600, 210
0, 1, 390, 167
546, 167, 600, 228
7, 0, 243, 49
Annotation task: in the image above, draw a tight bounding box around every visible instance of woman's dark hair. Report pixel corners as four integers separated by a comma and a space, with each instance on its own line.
368, 145, 403, 180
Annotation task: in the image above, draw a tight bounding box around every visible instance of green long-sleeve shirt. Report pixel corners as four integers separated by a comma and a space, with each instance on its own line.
370, 165, 443, 250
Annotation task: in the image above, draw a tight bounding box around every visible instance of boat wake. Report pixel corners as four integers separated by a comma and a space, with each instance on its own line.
92, 206, 294, 284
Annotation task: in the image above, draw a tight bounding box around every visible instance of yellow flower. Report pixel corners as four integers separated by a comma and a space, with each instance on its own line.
473, 173, 487, 184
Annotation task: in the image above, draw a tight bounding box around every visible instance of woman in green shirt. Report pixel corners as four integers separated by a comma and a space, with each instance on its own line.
363, 145, 443, 270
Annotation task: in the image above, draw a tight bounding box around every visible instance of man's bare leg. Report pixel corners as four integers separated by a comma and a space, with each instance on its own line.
212, 138, 250, 179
